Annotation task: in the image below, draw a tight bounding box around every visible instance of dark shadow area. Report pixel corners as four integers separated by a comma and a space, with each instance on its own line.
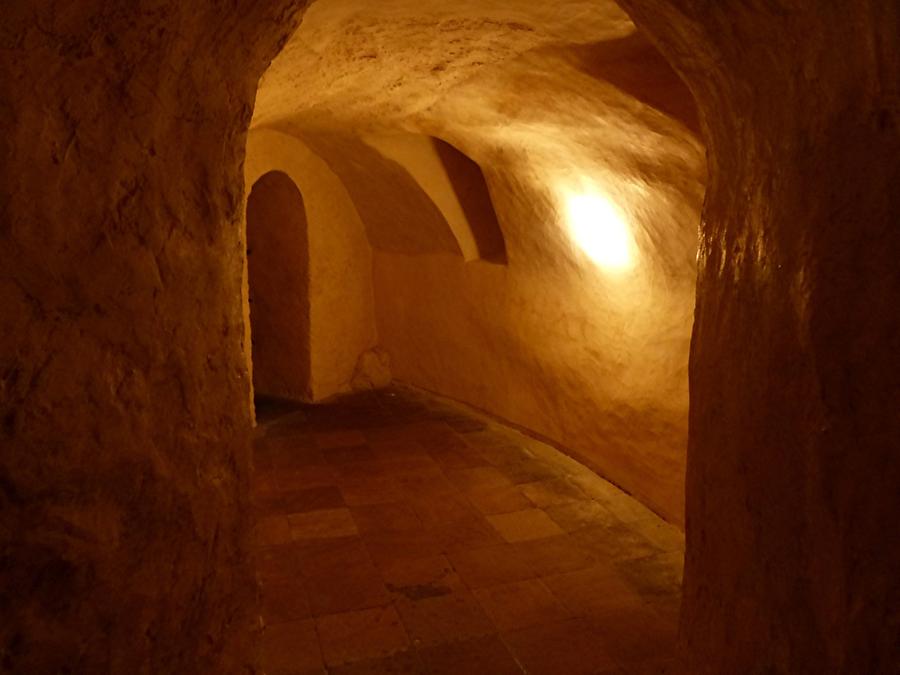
568, 32, 700, 136
432, 138, 508, 264
247, 170, 312, 404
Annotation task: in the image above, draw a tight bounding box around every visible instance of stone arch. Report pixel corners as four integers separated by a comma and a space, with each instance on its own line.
246, 170, 312, 403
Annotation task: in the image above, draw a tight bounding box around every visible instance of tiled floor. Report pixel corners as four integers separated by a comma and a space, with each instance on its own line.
253, 387, 685, 675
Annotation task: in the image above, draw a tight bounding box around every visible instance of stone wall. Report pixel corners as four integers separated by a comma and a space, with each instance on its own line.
0, 1, 307, 671
619, 1, 900, 671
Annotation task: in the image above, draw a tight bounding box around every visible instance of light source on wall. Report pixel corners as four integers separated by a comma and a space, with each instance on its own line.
564, 189, 636, 272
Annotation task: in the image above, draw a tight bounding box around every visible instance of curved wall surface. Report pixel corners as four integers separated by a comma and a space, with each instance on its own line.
244, 129, 380, 402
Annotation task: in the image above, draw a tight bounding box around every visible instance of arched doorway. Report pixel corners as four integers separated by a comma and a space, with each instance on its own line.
246, 170, 311, 405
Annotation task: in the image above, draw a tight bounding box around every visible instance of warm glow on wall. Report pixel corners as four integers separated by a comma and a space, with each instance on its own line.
565, 190, 636, 272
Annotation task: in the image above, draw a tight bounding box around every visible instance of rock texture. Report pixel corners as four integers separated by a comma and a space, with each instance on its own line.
615, 0, 900, 672
253, 0, 705, 525
0, 1, 308, 672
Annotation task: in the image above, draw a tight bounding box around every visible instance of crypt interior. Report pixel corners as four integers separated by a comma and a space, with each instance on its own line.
1, 1, 898, 674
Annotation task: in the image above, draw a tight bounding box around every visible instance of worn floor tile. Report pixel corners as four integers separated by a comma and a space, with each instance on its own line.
465, 485, 533, 515
501, 617, 618, 675
262, 619, 323, 675
513, 534, 595, 576
380, 555, 465, 600
254, 388, 683, 675
316, 605, 410, 668
395, 591, 495, 647
418, 634, 524, 675
289, 508, 359, 540
487, 509, 566, 542
473, 578, 571, 631
448, 544, 535, 589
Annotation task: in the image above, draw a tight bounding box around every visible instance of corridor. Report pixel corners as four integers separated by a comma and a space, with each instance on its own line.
254, 387, 684, 674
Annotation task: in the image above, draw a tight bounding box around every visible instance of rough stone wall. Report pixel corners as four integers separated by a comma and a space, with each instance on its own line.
0, 1, 306, 672
245, 129, 380, 402
618, 1, 900, 672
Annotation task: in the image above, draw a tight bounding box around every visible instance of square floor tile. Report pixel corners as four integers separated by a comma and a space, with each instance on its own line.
542, 565, 644, 618
395, 591, 495, 647
572, 524, 664, 562
590, 608, 678, 665
255, 515, 292, 548
327, 649, 428, 674
379, 555, 464, 600
280, 486, 345, 514
262, 574, 311, 624
514, 534, 595, 576
465, 485, 533, 516
520, 479, 587, 507
446, 467, 513, 492
340, 477, 406, 506
544, 500, 619, 532
316, 605, 410, 668
473, 578, 571, 631
448, 544, 534, 589
419, 634, 523, 675
501, 617, 618, 675
487, 509, 565, 543
352, 503, 423, 535
316, 430, 368, 449
289, 508, 359, 540
262, 619, 323, 675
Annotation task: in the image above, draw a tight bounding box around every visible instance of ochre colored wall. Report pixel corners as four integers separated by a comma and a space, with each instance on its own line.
618, 1, 900, 672
245, 130, 380, 402
247, 171, 312, 400
0, 1, 308, 671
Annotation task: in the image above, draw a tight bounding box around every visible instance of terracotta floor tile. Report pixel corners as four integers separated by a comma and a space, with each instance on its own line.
473, 578, 571, 631
316, 605, 410, 667
501, 617, 618, 675
446, 466, 513, 492
316, 430, 368, 449
590, 608, 678, 665
410, 493, 480, 529
542, 565, 644, 618
278, 464, 338, 491
448, 544, 534, 589
262, 574, 311, 624
279, 485, 345, 514
327, 649, 428, 674
614, 551, 684, 600
363, 530, 447, 566
289, 508, 359, 540
418, 634, 524, 675
495, 459, 561, 485
262, 619, 323, 675
352, 503, 423, 535
395, 591, 495, 647
465, 485, 533, 515
255, 515, 293, 548
324, 444, 379, 465
436, 518, 503, 553
486, 509, 565, 543
544, 499, 620, 532
572, 524, 664, 562
520, 478, 587, 507
429, 448, 489, 471
379, 555, 465, 600
254, 389, 682, 674
630, 519, 686, 553
514, 534, 596, 576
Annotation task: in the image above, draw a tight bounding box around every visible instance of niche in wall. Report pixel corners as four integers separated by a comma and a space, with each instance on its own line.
246, 170, 312, 403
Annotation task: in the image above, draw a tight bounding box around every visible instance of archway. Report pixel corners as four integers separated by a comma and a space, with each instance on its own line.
246, 170, 312, 406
